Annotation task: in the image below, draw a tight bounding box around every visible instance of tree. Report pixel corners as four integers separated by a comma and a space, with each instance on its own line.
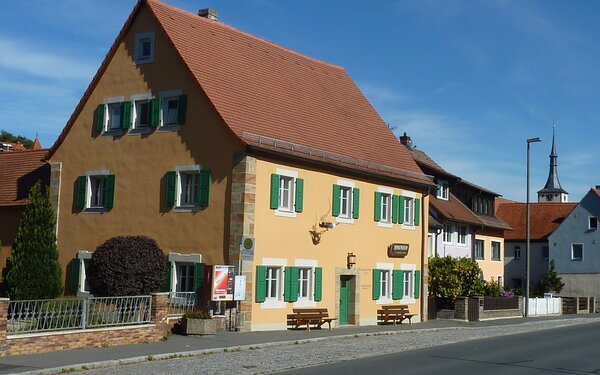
88, 236, 167, 296
5, 181, 63, 299
0, 130, 33, 149
429, 256, 484, 298
539, 260, 564, 295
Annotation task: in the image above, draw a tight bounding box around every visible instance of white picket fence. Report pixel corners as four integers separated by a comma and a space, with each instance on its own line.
527, 297, 562, 316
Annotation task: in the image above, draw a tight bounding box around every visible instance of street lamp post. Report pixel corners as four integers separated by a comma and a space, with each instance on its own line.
526, 137, 542, 318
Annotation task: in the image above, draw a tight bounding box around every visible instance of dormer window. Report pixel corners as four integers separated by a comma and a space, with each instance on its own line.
436, 180, 449, 200
135, 32, 155, 64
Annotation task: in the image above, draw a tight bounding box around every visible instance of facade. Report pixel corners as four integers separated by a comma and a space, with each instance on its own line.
400, 134, 510, 284
0, 149, 50, 271
548, 188, 600, 299
498, 202, 576, 292
46, 0, 434, 331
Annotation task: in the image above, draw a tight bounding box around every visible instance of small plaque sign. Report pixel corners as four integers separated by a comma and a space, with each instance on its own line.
388, 243, 409, 258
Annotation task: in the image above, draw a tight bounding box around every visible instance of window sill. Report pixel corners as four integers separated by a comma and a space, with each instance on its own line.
157, 125, 181, 132
474, 258, 485, 261
336, 216, 354, 225
401, 224, 416, 230
275, 209, 297, 218
293, 300, 316, 308
261, 300, 285, 309
172, 206, 201, 213
135, 58, 154, 65
101, 129, 124, 137
376, 297, 393, 305
491, 259, 502, 262
128, 128, 153, 135
377, 221, 393, 228
83, 207, 108, 214
400, 297, 417, 305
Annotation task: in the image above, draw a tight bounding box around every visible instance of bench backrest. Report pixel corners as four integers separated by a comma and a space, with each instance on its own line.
293, 308, 328, 314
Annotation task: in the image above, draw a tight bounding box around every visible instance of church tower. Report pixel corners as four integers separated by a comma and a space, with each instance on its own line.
537, 125, 568, 202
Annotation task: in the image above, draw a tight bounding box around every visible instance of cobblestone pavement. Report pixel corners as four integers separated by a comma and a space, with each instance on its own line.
75, 317, 600, 375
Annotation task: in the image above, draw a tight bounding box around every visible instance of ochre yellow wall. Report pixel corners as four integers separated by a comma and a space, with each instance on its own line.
475, 230, 505, 284
251, 158, 428, 327
50, 6, 243, 277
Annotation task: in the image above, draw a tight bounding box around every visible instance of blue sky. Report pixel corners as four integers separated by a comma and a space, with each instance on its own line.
1, 0, 599, 202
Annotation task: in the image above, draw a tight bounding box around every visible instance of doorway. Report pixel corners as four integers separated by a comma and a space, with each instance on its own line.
339, 275, 354, 325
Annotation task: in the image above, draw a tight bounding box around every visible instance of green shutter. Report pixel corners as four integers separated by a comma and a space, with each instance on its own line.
314, 267, 323, 302
414, 198, 421, 226
294, 178, 304, 213
177, 95, 187, 125
399, 196, 405, 224
255, 266, 267, 303
392, 270, 404, 300
352, 187, 360, 219
374, 192, 381, 221
372, 269, 381, 300
414, 270, 421, 299
95, 104, 106, 132
198, 170, 211, 207
165, 171, 177, 207
392, 195, 399, 224
69, 259, 81, 294
161, 261, 172, 292
150, 98, 161, 127
103, 175, 115, 209
284, 266, 299, 302
121, 101, 132, 129
194, 263, 205, 294
270, 174, 280, 209
332, 184, 341, 217
76, 176, 87, 209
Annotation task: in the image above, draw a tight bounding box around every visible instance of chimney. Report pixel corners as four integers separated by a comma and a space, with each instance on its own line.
595, 185, 600, 190
198, 8, 218, 21
399, 132, 413, 149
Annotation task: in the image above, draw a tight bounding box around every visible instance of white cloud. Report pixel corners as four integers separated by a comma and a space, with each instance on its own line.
358, 81, 408, 104
0, 37, 96, 80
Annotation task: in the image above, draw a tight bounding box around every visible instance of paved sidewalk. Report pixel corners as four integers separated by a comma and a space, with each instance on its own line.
1, 314, 598, 374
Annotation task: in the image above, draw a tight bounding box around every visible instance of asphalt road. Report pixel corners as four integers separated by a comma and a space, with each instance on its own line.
282, 321, 600, 375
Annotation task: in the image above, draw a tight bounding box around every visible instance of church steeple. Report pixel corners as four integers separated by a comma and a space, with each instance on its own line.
537, 124, 568, 202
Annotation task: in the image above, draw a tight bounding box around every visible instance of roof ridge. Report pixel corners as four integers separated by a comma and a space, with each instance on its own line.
147, 0, 345, 71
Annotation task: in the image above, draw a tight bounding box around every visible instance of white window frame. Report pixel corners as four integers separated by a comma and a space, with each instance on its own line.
475, 239, 485, 260
457, 225, 467, 246
491, 241, 502, 261
376, 262, 393, 305
401, 191, 416, 229
173, 165, 202, 212
589, 217, 598, 230
275, 168, 299, 218
400, 263, 417, 304
158, 89, 183, 130
336, 179, 355, 224
84, 170, 110, 212
261, 258, 286, 309
378, 186, 394, 228
130, 92, 154, 133
571, 243, 583, 261
436, 180, 449, 200
514, 246, 521, 260
443, 223, 454, 244
294, 259, 317, 308
134, 31, 155, 64
101, 96, 124, 135
76, 251, 92, 296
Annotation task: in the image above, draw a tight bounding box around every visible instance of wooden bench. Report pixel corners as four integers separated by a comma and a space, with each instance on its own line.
287, 308, 337, 331
377, 305, 416, 326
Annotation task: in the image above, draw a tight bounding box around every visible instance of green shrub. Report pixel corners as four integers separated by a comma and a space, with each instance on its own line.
429, 256, 484, 298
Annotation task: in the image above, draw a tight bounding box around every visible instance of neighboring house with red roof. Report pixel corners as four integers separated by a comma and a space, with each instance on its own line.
399, 133, 511, 285
548, 188, 600, 306
497, 202, 576, 292
0, 150, 50, 271
46, 0, 434, 330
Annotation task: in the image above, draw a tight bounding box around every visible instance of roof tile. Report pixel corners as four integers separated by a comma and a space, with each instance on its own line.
0, 150, 50, 206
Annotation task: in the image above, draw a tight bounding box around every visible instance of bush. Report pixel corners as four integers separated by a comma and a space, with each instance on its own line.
429, 256, 484, 298
183, 309, 211, 319
88, 236, 167, 296
482, 280, 502, 297
5, 181, 63, 299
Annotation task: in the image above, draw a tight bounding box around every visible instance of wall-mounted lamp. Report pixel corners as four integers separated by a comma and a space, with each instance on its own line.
319, 222, 336, 229
347, 252, 356, 269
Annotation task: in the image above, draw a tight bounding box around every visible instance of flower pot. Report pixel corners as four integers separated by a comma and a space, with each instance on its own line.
183, 318, 217, 336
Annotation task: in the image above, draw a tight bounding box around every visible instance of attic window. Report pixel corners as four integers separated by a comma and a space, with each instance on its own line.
135, 32, 155, 64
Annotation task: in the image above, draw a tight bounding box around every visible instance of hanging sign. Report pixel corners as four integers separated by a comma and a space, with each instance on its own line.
211, 265, 235, 301
388, 243, 409, 258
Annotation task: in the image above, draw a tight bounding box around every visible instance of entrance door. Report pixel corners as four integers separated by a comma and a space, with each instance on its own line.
339, 276, 351, 325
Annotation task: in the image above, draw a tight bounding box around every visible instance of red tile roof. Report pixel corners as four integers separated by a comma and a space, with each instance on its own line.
1, 142, 27, 152
31, 136, 42, 150
496, 202, 576, 241
0, 150, 50, 206
47, 0, 431, 186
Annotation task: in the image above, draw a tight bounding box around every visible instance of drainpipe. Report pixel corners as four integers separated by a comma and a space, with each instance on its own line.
421, 187, 430, 322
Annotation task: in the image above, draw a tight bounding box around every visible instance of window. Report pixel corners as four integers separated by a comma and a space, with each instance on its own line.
380, 270, 391, 299
443, 223, 453, 243
332, 181, 359, 222
542, 246, 549, 260
75, 173, 115, 210
256, 264, 322, 306
514, 246, 521, 260
589, 217, 598, 230
297, 268, 313, 300
165, 167, 211, 209
491, 241, 501, 261
436, 180, 449, 200
270, 171, 303, 216
403, 197, 415, 226
571, 244, 583, 261
176, 263, 195, 293
163, 97, 179, 126
380, 193, 392, 223
107, 102, 122, 130
135, 32, 155, 64
69, 251, 92, 295
498, 276, 503, 287
475, 239, 484, 260
159, 94, 187, 127
403, 270, 413, 298
266, 266, 282, 299
457, 225, 467, 245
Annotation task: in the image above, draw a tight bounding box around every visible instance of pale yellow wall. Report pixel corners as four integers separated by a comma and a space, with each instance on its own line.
50, 5, 243, 276
475, 230, 505, 284
251, 158, 428, 327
